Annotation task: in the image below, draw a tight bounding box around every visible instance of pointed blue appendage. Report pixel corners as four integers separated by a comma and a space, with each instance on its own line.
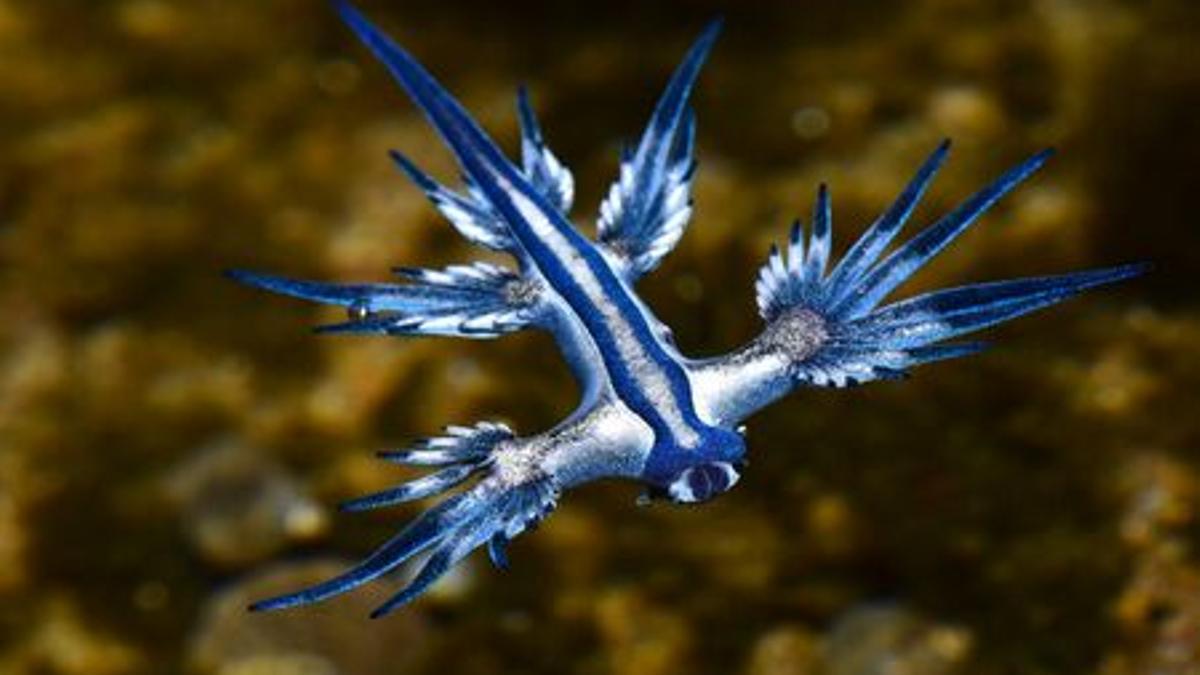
755, 143, 1148, 387
248, 421, 557, 618
225, 263, 541, 338
386, 86, 574, 255
516, 86, 574, 214
596, 20, 715, 277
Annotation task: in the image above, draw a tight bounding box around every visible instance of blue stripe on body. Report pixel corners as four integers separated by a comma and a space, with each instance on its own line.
505, 194, 705, 447
337, 2, 708, 459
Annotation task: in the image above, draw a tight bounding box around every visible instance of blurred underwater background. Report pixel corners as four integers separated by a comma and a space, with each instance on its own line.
1, 0, 1199, 673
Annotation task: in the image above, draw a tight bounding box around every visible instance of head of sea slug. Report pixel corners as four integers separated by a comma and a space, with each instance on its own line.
654, 427, 747, 505
665, 461, 743, 504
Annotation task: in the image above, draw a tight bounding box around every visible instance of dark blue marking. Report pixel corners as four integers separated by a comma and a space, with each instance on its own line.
829, 148, 1054, 319
823, 140, 951, 303
686, 463, 732, 500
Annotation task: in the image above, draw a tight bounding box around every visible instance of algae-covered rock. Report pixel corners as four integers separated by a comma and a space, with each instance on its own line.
1101, 453, 1200, 675
743, 625, 820, 675
0, 597, 143, 675
742, 606, 971, 675
165, 438, 329, 568
820, 605, 972, 675
594, 586, 694, 675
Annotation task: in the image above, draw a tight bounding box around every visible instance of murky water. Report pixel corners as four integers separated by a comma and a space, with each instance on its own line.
1, 1, 1196, 673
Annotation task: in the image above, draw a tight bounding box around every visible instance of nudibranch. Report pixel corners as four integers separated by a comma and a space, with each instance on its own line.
229, 2, 1144, 616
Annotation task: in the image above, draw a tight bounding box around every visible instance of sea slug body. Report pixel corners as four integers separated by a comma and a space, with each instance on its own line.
229, 2, 1145, 616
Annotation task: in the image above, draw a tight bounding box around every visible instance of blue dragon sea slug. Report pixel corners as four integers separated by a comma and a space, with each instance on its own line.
229, 2, 1145, 617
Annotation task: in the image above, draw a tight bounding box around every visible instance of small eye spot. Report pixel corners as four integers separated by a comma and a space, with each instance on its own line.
686, 468, 712, 501
348, 300, 371, 321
